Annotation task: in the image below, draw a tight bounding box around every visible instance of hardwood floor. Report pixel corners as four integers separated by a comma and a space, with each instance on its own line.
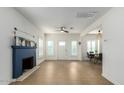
11, 60, 112, 85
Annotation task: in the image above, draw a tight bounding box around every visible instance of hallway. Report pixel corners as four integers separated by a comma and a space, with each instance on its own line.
11, 60, 112, 85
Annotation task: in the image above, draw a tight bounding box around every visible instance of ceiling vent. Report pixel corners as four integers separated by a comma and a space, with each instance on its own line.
76, 12, 97, 18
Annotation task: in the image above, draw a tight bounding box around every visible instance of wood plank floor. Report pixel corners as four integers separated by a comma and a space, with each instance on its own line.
11, 60, 112, 85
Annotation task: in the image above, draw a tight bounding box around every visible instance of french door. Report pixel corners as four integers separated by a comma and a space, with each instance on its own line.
57, 41, 67, 60
57, 40, 78, 60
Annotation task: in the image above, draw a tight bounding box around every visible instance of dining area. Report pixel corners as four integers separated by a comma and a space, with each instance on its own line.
87, 51, 102, 64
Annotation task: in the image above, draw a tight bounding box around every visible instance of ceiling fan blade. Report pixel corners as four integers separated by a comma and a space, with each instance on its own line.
56, 26, 69, 33
64, 30, 69, 33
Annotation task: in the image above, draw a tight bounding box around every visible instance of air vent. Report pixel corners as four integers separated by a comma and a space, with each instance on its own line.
76, 12, 97, 18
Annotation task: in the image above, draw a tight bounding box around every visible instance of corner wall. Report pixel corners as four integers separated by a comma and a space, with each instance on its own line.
102, 8, 124, 84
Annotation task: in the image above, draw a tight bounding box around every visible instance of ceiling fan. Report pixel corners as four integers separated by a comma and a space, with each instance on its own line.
56, 26, 69, 33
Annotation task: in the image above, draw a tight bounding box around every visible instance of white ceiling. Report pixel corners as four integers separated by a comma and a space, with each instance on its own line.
15, 7, 110, 34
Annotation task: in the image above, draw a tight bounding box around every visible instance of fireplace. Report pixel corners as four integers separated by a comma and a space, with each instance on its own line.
12, 46, 36, 78
22, 57, 34, 72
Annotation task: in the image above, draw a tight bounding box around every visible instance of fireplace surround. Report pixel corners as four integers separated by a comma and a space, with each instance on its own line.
12, 46, 36, 78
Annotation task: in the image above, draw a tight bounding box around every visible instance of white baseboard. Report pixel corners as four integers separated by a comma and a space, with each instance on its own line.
102, 73, 120, 85
45, 59, 81, 61
16, 66, 40, 81
37, 58, 45, 65
10, 66, 40, 83
7, 59, 43, 85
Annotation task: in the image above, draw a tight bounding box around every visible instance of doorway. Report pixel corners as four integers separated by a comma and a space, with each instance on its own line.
45, 34, 80, 60
57, 41, 67, 60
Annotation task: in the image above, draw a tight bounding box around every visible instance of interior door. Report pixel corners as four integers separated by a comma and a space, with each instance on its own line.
58, 41, 66, 60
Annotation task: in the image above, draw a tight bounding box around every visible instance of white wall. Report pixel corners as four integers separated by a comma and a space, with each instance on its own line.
0, 8, 44, 84
102, 8, 124, 84
81, 34, 102, 60
45, 34, 81, 60
81, 7, 124, 84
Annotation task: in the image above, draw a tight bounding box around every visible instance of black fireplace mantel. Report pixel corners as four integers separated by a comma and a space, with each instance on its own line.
12, 46, 36, 78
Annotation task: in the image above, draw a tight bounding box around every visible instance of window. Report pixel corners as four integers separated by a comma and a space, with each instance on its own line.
59, 41, 65, 46
47, 41, 54, 56
39, 38, 43, 57
87, 40, 96, 53
71, 41, 78, 56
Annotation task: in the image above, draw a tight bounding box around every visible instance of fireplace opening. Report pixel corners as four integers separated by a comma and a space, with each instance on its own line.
22, 57, 34, 72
